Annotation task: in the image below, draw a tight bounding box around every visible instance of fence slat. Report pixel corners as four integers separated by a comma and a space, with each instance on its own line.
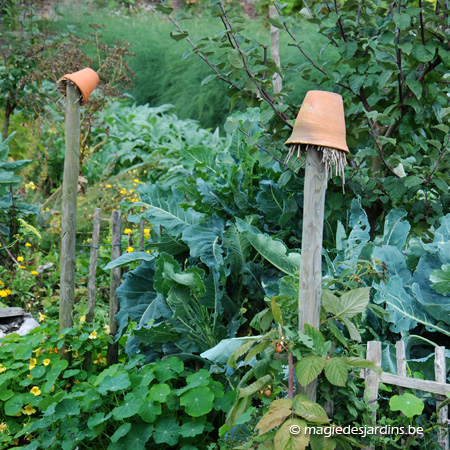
139, 219, 145, 252
435, 346, 449, 450
107, 210, 121, 365
86, 208, 101, 323
396, 341, 407, 396
364, 341, 382, 450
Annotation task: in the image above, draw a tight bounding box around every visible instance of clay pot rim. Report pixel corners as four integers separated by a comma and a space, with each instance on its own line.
57, 68, 100, 106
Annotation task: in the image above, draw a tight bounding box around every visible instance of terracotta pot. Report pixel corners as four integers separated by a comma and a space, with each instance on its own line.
285, 90, 349, 153
58, 68, 100, 106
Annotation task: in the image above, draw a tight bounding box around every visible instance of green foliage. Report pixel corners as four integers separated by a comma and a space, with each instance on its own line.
0, 315, 232, 450
389, 393, 425, 418
163, 0, 450, 232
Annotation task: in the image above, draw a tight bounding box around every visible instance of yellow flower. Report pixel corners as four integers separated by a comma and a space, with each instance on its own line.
0, 290, 9, 298
126, 247, 134, 253
51, 386, 55, 392
38, 313, 48, 322
104, 324, 111, 334
17, 256, 24, 262
131, 198, 139, 202
97, 354, 107, 364
73, 350, 79, 358
0, 421, 7, 433
19, 265, 25, 269
30, 386, 41, 396
124, 228, 132, 234
43, 359, 50, 366
25, 243, 32, 247
21, 404, 36, 415
0, 280, 4, 285
120, 188, 127, 194
29, 358, 37, 370
133, 179, 140, 184
0, 364, 6, 373
89, 330, 97, 340
80, 314, 86, 324
146, 250, 150, 253
33, 347, 42, 357
31, 271, 39, 276
106, 184, 112, 188
27, 374, 33, 380
74, 380, 80, 384
5, 289, 11, 295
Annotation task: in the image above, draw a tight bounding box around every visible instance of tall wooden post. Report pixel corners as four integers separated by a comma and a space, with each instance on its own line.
107, 210, 121, 365
59, 83, 81, 357
298, 148, 327, 401
269, 6, 282, 94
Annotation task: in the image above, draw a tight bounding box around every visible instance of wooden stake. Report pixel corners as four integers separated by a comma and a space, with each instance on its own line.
435, 346, 449, 450
364, 341, 382, 450
86, 208, 102, 324
107, 209, 121, 365
298, 148, 327, 401
59, 83, 80, 359
269, 5, 282, 94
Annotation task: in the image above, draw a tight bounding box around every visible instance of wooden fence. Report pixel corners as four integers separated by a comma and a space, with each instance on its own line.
364, 340, 450, 450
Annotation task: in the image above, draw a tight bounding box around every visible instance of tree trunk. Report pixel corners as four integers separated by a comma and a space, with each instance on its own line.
2, 100, 15, 139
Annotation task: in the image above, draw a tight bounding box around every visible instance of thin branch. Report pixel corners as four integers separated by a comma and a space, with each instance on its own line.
161, 0, 253, 99
396, 0, 404, 107
425, 135, 450, 183
366, 116, 400, 178
236, 124, 287, 167
419, 0, 426, 45
333, 0, 348, 42
219, 3, 292, 128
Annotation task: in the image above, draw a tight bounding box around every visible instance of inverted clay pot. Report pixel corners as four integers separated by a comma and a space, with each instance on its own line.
285, 90, 349, 153
57, 68, 100, 106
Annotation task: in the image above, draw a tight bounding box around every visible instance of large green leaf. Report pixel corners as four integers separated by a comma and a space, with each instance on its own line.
430, 264, 450, 295
373, 276, 450, 336
335, 287, 371, 318
238, 374, 272, 398
223, 224, 251, 276
180, 386, 215, 417
153, 416, 180, 446
324, 358, 348, 387
181, 215, 225, 269
136, 183, 203, 235
134, 322, 180, 344
112, 392, 141, 419
112, 423, 154, 450
256, 399, 292, 435
295, 356, 325, 387
103, 252, 154, 270
382, 209, 410, 249
236, 218, 300, 276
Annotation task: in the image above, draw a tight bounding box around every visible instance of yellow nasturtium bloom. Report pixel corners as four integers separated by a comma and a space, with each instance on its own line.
89, 330, 98, 340
29, 358, 37, 370
31, 271, 39, 276
17, 256, 24, 262
0, 421, 7, 433
124, 228, 132, 234
126, 247, 134, 253
43, 359, 51, 366
38, 313, 48, 322
22, 404, 36, 415
25, 243, 32, 247
0, 364, 6, 373
30, 386, 41, 396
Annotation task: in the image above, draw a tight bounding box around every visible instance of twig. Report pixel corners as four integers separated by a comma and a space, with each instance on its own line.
425, 135, 450, 183
419, 0, 426, 45
236, 124, 287, 166
160, 0, 253, 99
366, 116, 400, 178
395, 1, 405, 107
219, 4, 292, 128
333, 0, 348, 42
0, 236, 20, 267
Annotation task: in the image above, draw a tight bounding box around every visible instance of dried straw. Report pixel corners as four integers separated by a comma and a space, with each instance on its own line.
56, 78, 83, 104
285, 144, 347, 186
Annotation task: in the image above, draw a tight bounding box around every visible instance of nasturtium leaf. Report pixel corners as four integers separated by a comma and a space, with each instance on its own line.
98, 373, 131, 394
153, 416, 180, 446
54, 398, 80, 418
324, 358, 348, 387
274, 418, 310, 450
148, 383, 171, 403
180, 386, 214, 417
114, 423, 154, 450
87, 412, 112, 429
30, 366, 45, 378
295, 356, 325, 387
389, 393, 424, 418
111, 423, 132, 443
112, 392, 141, 419
0, 389, 13, 401
5, 394, 23, 415
179, 421, 205, 438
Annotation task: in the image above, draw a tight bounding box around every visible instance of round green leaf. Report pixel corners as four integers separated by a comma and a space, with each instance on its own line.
389, 393, 424, 418
180, 386, 214, 417
148, 383, 171, 403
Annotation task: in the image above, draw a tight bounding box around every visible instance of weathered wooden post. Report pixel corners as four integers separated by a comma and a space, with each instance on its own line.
269, 5, 282, 94
107, 209, 122, 365
56, 68, 99, 359
284, 91, 349, 401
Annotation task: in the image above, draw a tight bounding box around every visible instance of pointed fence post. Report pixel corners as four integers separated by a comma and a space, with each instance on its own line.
107, 210, 121, 365
58, 82, 80, 358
